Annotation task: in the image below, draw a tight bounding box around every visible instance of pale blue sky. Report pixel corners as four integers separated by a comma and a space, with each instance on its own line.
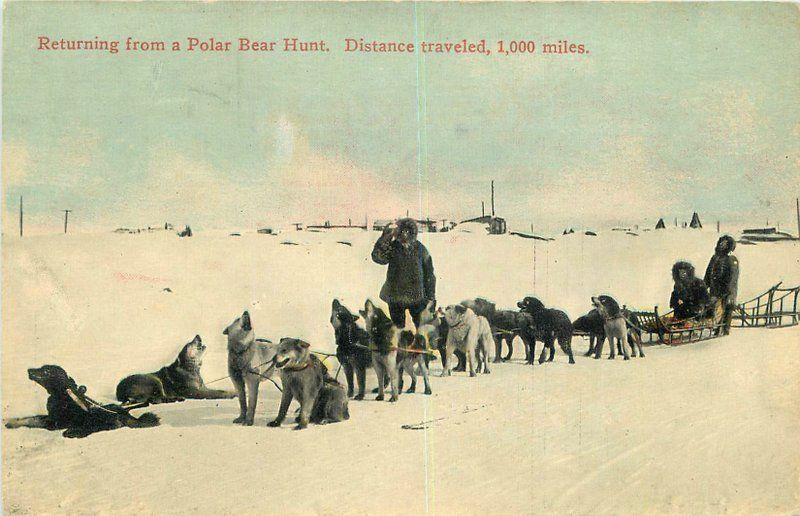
3, 2, 799, 234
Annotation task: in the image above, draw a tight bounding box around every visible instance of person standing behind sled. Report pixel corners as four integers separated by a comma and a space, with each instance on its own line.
371, 218, 436, 328
704, 235, 739, 335
670, 261, 710, 321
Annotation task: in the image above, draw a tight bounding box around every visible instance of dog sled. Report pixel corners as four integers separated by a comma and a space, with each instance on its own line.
628, 306, 725, 346
732, 282, 799, 329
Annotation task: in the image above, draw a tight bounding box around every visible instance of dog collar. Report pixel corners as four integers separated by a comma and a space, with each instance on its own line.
282, 361, 311, 372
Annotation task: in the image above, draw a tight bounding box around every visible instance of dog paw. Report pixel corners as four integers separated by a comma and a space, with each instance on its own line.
389, 396, 398, 403
493, 358, 503, 363
232, 416, 246, 424
424, 389, 432, 395
469, 372, 476, 377
569, 359, 576, 364
375, 394, 385, 401
267, 420, 281, 427
293, 424, 307, 430
405, 387, 415, 394
593, 355, 601, 360
354, 394, 364, 401
624, 356, 630, 361
607, 356, 615, 360
243, 419, 254, 426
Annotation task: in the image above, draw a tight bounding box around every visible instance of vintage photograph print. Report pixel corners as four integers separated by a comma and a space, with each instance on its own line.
2, 2, 799, 514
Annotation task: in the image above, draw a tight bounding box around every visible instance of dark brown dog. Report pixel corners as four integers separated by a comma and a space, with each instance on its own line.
517, 296, 575, 364
5, 365, 159, 438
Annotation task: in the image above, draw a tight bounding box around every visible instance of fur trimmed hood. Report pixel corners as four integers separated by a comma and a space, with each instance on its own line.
395, 218, 419, 240
672, 261, 696, 282
715, 235, 736, 254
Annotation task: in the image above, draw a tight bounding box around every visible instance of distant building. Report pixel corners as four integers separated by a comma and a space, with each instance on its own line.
372, 218, 440, 232
461, 215, 507, 235
690, 212, 702, 229
655, 218, 666, 229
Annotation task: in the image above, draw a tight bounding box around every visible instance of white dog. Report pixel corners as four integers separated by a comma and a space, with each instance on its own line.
442, 305, 493, 377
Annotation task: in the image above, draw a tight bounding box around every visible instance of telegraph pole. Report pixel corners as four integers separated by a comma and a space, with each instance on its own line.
796, 198, 799, 239
63, 209, 72, 234
491, 180, 495, 217
19, 196, 23, 237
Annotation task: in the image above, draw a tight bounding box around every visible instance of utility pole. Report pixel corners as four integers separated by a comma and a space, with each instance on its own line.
62, 209, 72, 234
19, 196, 23, 237
481, 201, 485, 217
796, 198, 799, 239
717, 220, 720, 233
491, 180, 495, 217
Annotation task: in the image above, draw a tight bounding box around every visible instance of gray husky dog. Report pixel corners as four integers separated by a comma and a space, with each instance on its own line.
591, 295, 631, 360
116, 335, 236, 404
268, 338, 349, 430
224, 310, 277, 426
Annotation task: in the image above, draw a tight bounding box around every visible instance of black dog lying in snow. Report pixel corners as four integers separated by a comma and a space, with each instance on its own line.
5, 365, 159, 438
517, 297, 575, 364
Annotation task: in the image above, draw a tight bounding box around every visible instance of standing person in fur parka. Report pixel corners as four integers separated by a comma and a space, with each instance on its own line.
670, 261, 711, 320
371, 218, 436, 328
704, 235, 740, 334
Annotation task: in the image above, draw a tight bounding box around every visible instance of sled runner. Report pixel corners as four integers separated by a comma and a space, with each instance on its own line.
630, 306, 725, 346
732, 282, 799, 328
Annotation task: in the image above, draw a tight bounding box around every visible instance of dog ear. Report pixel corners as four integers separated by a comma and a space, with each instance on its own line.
193, 335, 202, 343
223, 327, 229, 335
299, 340, 310, 349
358, 310, 367, 318
454, 305, 467, 314
332, 299, 340, 309
352, 314, 360, 321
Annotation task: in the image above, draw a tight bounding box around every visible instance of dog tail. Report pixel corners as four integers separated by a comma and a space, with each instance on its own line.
129, 412, 160, 428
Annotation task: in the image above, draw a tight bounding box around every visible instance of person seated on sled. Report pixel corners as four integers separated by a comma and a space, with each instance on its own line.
704, 235, 739, 335
670, 261, 710, 321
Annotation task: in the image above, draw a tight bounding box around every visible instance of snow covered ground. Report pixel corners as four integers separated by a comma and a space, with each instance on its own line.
2, 227, 799, 514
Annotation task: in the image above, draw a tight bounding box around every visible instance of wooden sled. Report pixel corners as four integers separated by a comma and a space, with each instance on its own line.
733, 282, 799, 329
629, 306, 725, 346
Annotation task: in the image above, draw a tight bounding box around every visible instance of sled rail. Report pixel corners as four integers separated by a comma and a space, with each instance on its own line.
734, 283, 799, 328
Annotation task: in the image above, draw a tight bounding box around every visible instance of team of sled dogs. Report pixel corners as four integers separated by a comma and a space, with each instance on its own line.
6, 294, 644, 437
